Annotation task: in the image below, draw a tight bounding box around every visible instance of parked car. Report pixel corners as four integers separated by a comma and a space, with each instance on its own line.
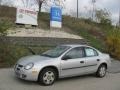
14, 45, 111, 85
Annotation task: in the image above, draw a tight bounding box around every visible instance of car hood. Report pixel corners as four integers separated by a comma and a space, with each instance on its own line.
17, 55, 52, 65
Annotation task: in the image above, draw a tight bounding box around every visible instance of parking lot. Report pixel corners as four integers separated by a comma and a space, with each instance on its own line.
0, 60, 120, 90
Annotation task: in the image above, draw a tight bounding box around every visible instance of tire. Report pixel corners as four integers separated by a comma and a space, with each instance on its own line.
96, 64, 107, 78
38, 68, 57, 86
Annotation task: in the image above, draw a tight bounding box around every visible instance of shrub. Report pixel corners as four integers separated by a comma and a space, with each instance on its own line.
0, 19, 12, 36
0, 20, 13, 67
0, 45, 31, 68
0, 44, 53, 68
105, 28, 120, 59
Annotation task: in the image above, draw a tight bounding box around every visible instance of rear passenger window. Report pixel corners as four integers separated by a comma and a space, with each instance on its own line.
85, 47, 98, 57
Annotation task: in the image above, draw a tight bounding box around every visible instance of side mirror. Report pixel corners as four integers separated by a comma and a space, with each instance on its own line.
62, 56, 71, 60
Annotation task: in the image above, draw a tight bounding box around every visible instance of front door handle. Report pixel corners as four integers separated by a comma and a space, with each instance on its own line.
80, 61, 84, 64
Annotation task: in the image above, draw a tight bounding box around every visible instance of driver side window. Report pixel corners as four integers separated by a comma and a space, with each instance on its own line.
63, 47, 85, 59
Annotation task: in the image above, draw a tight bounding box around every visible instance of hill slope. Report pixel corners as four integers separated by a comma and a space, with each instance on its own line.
39, 13, 110, 51
0, 6, 113, 51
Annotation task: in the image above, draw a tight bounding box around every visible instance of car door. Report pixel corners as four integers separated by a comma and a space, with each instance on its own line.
83, 47, 100, 74
60, 47, 86, 77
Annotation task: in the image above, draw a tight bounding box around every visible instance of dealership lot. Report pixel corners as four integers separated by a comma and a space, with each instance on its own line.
0, 60, 120, 90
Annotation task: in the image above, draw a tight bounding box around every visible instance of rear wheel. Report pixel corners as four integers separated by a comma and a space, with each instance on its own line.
96, 64, 107, 78
38, 68, 57, 86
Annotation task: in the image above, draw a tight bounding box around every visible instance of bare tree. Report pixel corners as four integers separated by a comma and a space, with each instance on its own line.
36, 0, 47, 12
35, 0, 65, 12
95, 8, 111, 25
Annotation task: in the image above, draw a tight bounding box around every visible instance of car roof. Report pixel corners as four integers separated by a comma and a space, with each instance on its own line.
61, 44, 91, 48
60, 44, 101, 54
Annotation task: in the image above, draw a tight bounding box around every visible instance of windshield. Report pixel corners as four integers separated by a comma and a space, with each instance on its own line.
41, 46, 70, 58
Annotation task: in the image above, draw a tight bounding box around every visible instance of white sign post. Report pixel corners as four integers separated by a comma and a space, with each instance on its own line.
16, 8, 38, 25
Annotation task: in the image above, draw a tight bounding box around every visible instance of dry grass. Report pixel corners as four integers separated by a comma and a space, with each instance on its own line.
105, 28, 120, 60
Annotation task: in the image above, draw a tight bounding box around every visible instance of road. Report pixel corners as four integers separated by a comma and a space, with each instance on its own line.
0, 69, 120, 90
0, 60, 120, 90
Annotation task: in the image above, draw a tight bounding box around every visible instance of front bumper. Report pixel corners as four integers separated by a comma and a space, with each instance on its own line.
14, 64, 39, 81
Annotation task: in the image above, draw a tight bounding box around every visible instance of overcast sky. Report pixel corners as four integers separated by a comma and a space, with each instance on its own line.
3, 0, 119, 24
64, 0, 120, 24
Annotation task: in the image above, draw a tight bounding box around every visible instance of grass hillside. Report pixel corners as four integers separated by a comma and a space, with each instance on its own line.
0, 6, 120, 59
0, 6, 120, 68
0, 6, 113, 51
39, 12, 112, 51
0, 6, 107, 51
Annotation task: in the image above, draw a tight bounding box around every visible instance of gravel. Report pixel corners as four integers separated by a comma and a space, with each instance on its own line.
7, 28, 82, 39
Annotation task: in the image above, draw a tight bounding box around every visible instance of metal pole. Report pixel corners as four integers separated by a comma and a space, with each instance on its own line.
77, 0, 78, 18
92, 0, 96, 21
119, 9, 120, 27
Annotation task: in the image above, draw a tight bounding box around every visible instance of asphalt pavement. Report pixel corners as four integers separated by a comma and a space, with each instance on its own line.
0, 60, 120, 90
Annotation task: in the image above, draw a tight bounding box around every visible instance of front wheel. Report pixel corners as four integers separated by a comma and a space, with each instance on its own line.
38, 68, 57, 86
96, 64, 107, 78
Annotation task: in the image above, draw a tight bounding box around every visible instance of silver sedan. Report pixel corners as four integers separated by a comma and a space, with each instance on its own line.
14, 45, 111, 86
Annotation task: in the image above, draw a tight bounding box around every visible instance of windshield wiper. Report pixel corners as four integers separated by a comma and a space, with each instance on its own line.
41, 54, 53, 58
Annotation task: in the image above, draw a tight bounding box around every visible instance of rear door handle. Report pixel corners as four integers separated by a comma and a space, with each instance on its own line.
80, 61, 84, 64
97, 59, 100, 62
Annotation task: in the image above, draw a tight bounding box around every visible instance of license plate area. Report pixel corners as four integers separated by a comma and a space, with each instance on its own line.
16, 72, 20, 77
15, 70, 21, 77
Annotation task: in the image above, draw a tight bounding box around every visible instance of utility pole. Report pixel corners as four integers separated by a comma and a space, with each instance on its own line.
77, 0, 78, 18
92, 0, 96, 21
119, 9, 120, 27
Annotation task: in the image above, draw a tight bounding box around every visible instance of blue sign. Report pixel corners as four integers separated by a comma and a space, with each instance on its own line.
50, 7, 62, 22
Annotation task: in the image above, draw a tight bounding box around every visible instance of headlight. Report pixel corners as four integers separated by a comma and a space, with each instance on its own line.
24, 63, 34, 70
